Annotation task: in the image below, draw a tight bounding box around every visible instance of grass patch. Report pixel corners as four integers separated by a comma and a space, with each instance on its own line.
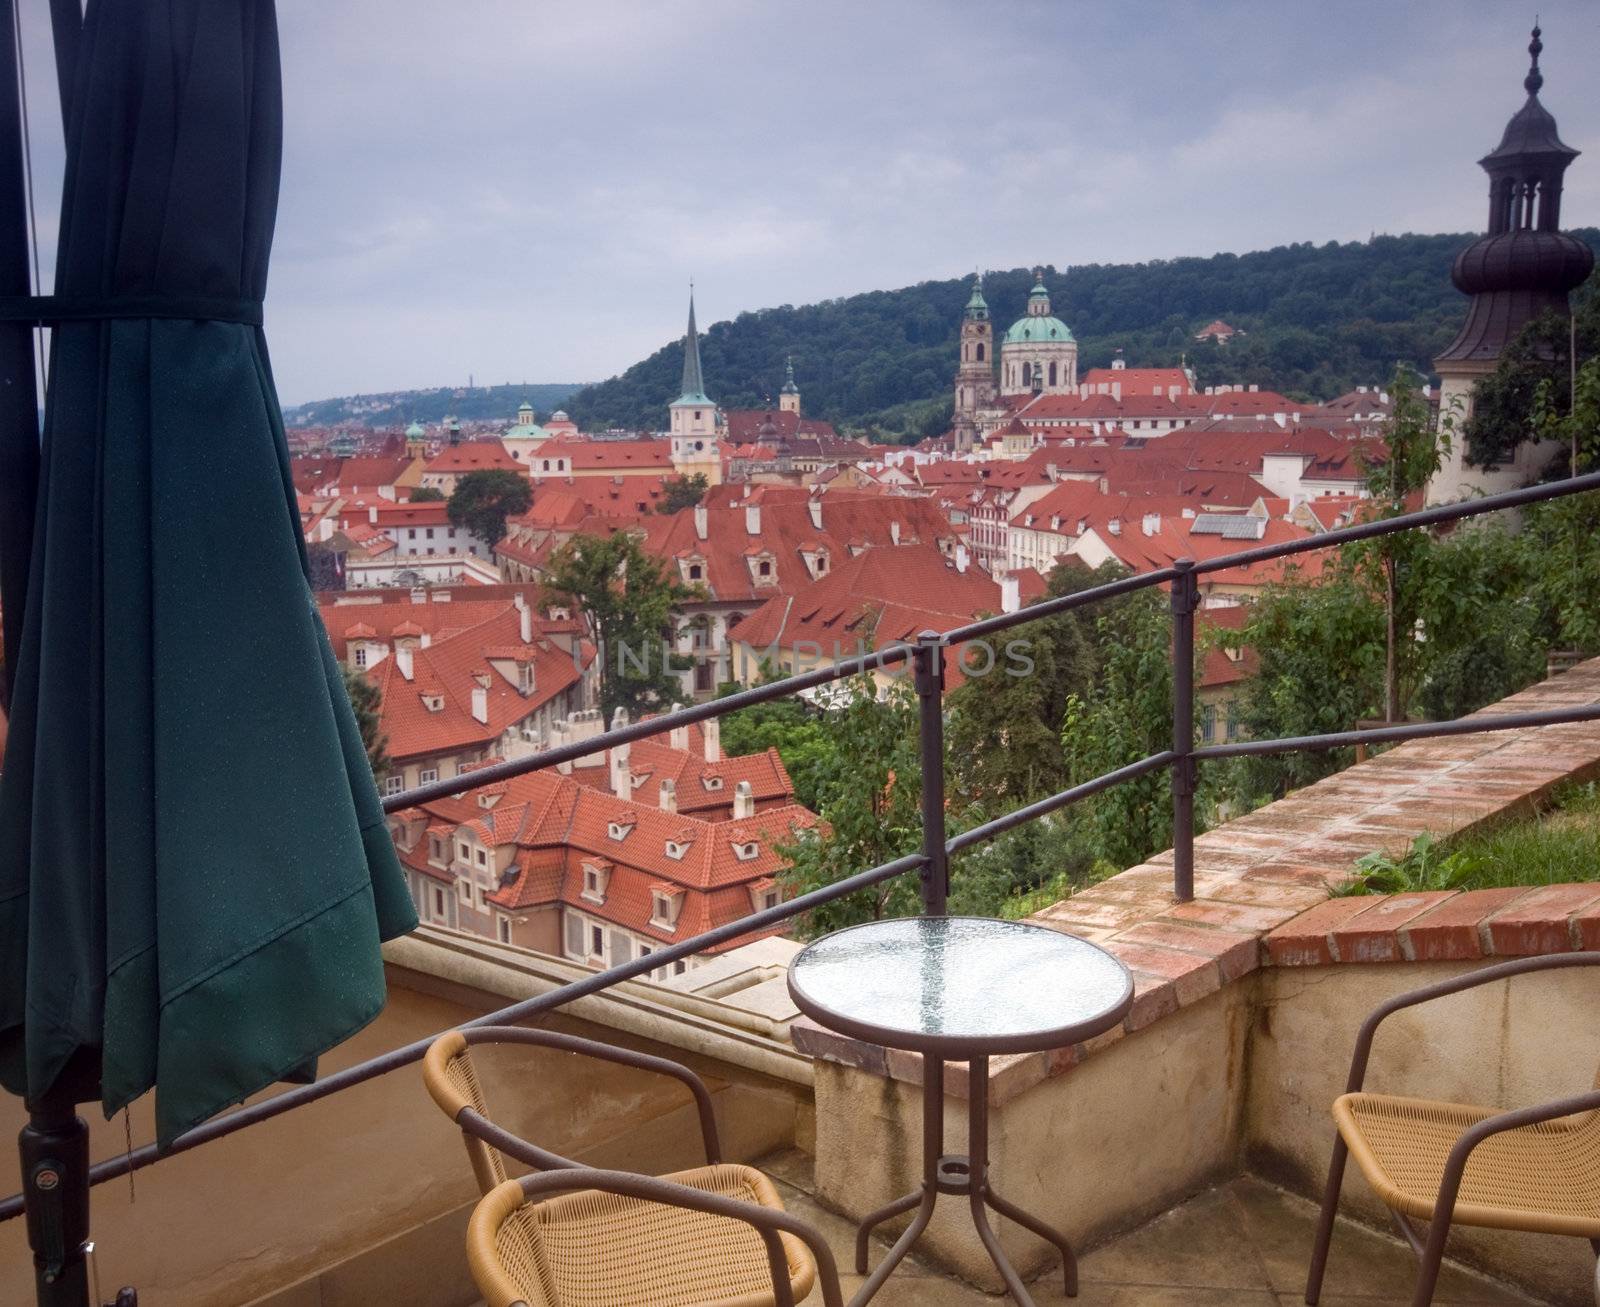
1335, 781, 1600, 896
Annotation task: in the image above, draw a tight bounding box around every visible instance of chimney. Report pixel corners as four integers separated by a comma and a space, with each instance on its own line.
693, 503, 708, 540
669, 705, 689, 752
368, 505, 379, 525
890, 520, 901, 545
513, 591, 532, 642
1045, 462, 1058, 481
471, 685, 489, 724
732, 780, 754, 820
703, 715, 721, 762
1001, 574, 1020, 614
745, 503, 761, 535
1108, 517, 1122, 536
419, 631, 432, 649
807, 498, 823, 530
659, 778, 677, 813
1249, 384, 1259, 393
1111, 381, 1121, 402
1274, 412, 1286, 429
1142, 512, 1160, 537
395, 645, 414, 680
608, 707, 631, 797
954, 543, 969, 573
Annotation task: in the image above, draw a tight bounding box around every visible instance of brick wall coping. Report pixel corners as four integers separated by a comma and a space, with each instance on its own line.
791, 657, 1600, 1105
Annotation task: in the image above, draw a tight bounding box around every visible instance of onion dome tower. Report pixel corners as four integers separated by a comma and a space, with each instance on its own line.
952, 272, 995, 451
779, 356, 801, 415
1429, 26, 1593, 503
1436, 26, 1592, 368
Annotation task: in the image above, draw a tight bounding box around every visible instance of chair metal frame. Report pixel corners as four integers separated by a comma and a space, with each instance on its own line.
426, 1025, 844, 1307
1305, 951, 1600, 1307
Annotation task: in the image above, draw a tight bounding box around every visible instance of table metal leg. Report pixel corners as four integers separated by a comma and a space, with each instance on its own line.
851, 1051, 1079, 1306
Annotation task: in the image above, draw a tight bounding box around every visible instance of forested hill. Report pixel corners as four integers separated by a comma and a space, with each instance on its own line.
285, 381, 583, 429
565, 231, 1600, 441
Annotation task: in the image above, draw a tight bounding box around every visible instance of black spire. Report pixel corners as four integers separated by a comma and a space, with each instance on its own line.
1436, 24, 1592, 365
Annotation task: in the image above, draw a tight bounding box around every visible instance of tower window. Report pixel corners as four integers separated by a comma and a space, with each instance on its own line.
976, 342, 985, 361
1048, 361, 1058, 387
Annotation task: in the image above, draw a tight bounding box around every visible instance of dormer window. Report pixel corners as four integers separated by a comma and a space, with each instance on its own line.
733, 840, 760, 861
606, 820, 634, 842
688, 563, 703, 581
759, 560, 771, 576
581, 862, 610, 904
428, 835, 447, 866
665, 838, 692, 861
702, 776, 724, 792
650, 889, 681, 931
422, 692, 445, 712
518, 662, 535, 694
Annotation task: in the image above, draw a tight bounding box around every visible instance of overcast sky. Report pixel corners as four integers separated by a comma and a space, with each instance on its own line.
16, 1, 1600, 405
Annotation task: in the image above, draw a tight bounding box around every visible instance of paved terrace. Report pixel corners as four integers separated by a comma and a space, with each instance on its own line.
760, 1151, 1543, 1305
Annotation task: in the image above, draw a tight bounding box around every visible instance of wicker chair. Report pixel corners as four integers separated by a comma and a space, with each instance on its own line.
424, 1026, 843, 1307
1306, 952, 1600, 1307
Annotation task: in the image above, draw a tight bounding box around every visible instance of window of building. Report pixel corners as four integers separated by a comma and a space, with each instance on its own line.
582, 864, 607, 903
1226, 707, 1240, 742
457, 879, 471, 904
429, 835, 446, 864
457, 841, 470, 861
407, 528, 416, 539
976, 342, 985, 362
425, 528, 435, 539
758, 560, 771, 577
564, 913, 584, 958
383, 774, 404, 797
497, 916, 512, 943
354, 646, 368, 668
590, 924, 604, 957
475, 848, 488, 867
606, 821, 633, 841
473, 883, 486, 910
651, 891, 678, 929
665, 840, 688, 860
431, 886, 447, 920
759, 888, 781, 911
733, 840, 760, 861
419, 767, 439, 785
673, 960, 687, 976
688, 563, 702, 581
1200, 704, 1216, 744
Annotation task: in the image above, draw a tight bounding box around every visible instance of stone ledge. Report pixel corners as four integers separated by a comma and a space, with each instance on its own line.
794, 658, 1600, 1103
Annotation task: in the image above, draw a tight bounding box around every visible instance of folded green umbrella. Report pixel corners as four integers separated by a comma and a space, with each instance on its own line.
0, 0, 417, 1148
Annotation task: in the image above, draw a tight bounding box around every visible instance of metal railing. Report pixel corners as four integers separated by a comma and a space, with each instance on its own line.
6, 467, 1600, 1244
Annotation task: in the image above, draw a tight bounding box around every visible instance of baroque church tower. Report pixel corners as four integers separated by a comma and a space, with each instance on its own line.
953, 273, 994, 451
669, 289, 723, 485
779, 356, 801, 415
1427, 26, 1592, 503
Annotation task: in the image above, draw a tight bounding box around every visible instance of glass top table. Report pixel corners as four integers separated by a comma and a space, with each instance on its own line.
787, 915, 1133, 1057
787, 917, 1135, 1306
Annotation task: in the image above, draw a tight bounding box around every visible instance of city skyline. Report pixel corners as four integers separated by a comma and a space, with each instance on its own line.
11, 1, 1600, 404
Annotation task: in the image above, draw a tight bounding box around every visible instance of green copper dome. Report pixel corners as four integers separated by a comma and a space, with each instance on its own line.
1003, 315, 1073, 344
405, 420, 425, 438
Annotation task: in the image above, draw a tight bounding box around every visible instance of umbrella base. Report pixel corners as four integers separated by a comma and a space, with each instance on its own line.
18, 1092, 91, 1307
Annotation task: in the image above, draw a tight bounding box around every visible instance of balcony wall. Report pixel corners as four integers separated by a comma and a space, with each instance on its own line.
0, 932, 810, 1307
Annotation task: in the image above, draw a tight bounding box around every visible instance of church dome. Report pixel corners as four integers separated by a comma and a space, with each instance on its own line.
1004, 315, 1074, 345
405, 420, 425, 438
1451, 229, 1593, 297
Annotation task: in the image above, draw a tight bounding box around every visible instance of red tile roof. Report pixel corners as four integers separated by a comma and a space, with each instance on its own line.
424, 441, 524, 475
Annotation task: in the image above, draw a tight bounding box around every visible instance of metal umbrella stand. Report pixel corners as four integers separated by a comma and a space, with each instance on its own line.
0, 3, 418, 1303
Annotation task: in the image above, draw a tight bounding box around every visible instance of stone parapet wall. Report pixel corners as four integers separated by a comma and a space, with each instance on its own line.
793, 657, 1600, 1099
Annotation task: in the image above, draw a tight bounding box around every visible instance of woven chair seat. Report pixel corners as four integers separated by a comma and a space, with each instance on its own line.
477, 1162, 817, 1307
1334, 1091, 1600, 1238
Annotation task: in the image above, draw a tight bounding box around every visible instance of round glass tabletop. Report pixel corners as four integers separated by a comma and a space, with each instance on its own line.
787, 916, 1134, 1055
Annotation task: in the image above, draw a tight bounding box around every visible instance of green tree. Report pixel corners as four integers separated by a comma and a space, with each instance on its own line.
776, 678, 926, 934
541, 531, 697, 718
1059, 587, 1190, 869
447, 468, 532, 546
1224, 565, 1386, 801
1350, 365, 1451, 723
1463, 277, 1598, 469
657, 473, 709, 515
342, 664, 391, 782
718, 693, 836, 816
409, 485, 445, 502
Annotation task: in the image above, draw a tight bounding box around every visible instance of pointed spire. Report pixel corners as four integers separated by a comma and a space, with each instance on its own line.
1524, 23, 1543, 96
964, 270, 989, 320
780, 355, 799, 394
676, 287, 710, 404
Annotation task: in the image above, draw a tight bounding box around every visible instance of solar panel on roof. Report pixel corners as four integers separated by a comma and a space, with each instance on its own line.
1191, 513, 1266, 539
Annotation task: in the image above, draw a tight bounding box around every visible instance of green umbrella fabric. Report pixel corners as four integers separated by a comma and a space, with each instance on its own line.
0, 0, 417, 1146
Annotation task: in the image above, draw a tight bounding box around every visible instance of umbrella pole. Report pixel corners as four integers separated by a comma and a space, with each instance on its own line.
18, 1088, 93, 1307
